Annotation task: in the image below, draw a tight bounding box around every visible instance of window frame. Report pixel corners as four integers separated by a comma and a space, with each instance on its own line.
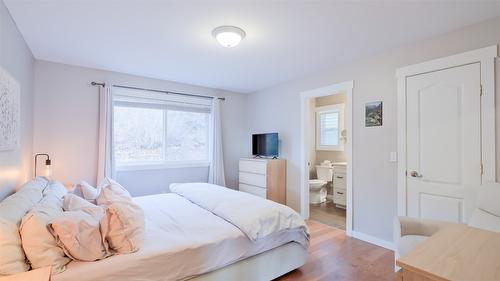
315, 104, 345, 151
113, 97, 211, 171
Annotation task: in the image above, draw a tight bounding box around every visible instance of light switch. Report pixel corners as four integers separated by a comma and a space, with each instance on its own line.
389, 152, 398, 162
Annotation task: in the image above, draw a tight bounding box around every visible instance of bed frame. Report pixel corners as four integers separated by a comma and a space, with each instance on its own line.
191, 242, 307, 281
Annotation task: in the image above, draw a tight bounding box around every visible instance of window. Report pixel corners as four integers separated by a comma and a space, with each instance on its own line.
113, 87, 211, 169
316, 104, 345, 151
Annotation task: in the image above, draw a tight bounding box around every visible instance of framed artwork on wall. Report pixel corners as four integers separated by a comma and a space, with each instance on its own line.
365, 101, 382, 127
0, 66, 20, 151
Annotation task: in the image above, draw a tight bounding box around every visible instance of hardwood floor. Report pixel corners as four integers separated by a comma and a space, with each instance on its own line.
309, 200, 346, 229
276, 221, 395, 281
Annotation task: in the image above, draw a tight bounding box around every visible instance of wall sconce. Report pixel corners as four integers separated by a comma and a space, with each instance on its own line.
34, 153, 52, 178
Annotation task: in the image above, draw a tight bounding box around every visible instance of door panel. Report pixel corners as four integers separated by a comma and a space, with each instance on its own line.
406, 63, 481, 223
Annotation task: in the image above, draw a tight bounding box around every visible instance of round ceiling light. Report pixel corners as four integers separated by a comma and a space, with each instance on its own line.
212, 26, 246, 48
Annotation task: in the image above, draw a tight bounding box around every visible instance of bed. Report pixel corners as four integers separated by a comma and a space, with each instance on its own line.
51, 183, 309, 281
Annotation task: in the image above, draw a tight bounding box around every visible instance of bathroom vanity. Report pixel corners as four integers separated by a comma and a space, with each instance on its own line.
332, 162, 347, 208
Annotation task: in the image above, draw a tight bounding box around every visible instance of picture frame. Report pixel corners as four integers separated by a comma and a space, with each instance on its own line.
365, 101, 382, 127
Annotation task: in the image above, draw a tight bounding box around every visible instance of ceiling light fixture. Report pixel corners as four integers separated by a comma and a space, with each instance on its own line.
212, 26, 246, 48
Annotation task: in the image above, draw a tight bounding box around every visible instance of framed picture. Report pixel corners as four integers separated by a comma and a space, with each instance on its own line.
0, 67, 20, 151
365, 101, 382, 127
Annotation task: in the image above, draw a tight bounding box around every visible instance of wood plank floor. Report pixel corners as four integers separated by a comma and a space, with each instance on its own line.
275, 221, 395, 281
310, 200, 346, 229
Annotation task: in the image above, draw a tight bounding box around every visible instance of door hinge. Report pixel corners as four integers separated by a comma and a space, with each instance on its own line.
480, 84, 483, 96
481, 163, 484, 175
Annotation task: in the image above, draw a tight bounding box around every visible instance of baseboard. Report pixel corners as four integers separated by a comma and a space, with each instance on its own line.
326, 194, 334, 200
351, 231, 394, 251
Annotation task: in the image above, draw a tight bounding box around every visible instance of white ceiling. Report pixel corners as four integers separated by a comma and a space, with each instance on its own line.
5, 1, 500, 93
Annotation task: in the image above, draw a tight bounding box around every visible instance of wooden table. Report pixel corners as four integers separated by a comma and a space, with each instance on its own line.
396, 224, 500, 281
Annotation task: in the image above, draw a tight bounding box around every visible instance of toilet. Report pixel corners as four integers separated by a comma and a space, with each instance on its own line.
309, 163, 334, 204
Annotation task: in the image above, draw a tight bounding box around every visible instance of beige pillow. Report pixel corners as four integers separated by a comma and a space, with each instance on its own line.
0, 178, 47, 275
48, 207, 109, 262
101, 201, 145, 254
20, 195, 70, 274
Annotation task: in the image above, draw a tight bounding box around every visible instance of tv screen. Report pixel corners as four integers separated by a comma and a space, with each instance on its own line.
252, 133, 278, 157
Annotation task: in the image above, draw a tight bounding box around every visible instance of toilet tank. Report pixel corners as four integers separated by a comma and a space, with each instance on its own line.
316, 165, 334, 181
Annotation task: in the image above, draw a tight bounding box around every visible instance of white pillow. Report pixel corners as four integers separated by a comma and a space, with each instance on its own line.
0, 178, 47, 275
20, 194, 70, 274
96, 179, 132, 206
43, 180, 68, 199
72, 181, 100, 204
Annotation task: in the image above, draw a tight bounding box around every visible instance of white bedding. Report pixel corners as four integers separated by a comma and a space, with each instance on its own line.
170, 183, 309, 242
52, 193, 308, 281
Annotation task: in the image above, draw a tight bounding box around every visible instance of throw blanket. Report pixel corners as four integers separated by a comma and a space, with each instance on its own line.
170, 183, 309, 242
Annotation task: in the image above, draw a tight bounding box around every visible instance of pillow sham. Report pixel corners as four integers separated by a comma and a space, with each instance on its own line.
20, 194, 70, 274
0, 177, 47, 275
101, 201, 145, 254
48, 206, 109, 262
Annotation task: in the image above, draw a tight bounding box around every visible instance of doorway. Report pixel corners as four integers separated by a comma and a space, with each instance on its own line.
300, 81, 353, 235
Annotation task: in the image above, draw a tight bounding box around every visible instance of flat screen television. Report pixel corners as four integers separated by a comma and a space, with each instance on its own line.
252, 133, 279, 157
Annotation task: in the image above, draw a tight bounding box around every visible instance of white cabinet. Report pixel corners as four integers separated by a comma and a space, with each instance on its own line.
333, 164, 346, 207
238, 158, 286, 204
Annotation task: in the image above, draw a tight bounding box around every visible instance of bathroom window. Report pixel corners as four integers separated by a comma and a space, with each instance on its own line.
316, 104, 345, 151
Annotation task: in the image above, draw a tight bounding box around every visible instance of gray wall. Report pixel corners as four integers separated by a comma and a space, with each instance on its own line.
33, 61, 248, 195
0, 0, 34, 200
247, 16, 500, 243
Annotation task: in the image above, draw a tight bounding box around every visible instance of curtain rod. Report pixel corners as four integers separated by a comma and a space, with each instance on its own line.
90, 82, 225, 101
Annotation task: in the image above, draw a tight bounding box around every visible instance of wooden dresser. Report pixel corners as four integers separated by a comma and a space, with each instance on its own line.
238, 158, 286, 204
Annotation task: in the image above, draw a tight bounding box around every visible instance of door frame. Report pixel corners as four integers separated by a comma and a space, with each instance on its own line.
395, 45, 498, 217
299, 80, 354, 236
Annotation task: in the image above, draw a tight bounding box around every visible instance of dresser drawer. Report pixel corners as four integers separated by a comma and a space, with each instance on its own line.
239, 183, 266, 198
239, 172, 267, 188
239, 160, 267, 175
333, 165, 346, 174
333, 174, 346, 189
333, 188, 346, 206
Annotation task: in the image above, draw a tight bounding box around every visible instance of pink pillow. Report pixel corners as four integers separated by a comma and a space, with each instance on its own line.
48, 200, 109, 262
100, 202, 145, 254
96, 179, 144, 254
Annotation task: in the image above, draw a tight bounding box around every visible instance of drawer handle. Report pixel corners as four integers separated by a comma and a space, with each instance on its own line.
336, 176, 344, 179
336, 191, 344, 195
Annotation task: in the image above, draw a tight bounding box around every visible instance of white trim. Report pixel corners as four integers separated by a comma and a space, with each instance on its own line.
351, 231, 394, 251
300, 80, 354, 236
396, 45, 497, 217
116, 161, 210, 171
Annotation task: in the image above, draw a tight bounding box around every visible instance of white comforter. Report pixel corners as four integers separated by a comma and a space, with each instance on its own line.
170, 183, 309, 242
53, 190, 308, 281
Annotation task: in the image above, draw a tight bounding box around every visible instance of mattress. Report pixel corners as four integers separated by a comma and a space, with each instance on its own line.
52, 193, 307, 281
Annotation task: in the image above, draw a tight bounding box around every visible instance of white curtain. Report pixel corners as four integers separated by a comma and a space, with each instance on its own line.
208, 98, 226, 186
97, 83, 115, 183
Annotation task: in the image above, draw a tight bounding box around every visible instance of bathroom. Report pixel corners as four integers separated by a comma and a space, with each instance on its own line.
308, 91, 348, 229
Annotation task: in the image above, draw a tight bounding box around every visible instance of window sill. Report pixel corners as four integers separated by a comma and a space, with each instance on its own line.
116, 162, 210, 172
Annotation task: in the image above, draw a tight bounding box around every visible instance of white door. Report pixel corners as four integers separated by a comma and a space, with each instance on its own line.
406, 63, 481, 223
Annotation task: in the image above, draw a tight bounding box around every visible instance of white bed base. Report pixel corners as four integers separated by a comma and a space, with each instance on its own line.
190, 242, 307, 281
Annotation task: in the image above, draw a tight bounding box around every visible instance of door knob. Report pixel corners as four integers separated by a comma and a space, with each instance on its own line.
410, 171, 422, 178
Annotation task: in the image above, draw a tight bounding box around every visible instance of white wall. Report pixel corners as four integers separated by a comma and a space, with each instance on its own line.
33, 61, 248, 195
247, 16, 500, 243
0, 0, 34, 200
